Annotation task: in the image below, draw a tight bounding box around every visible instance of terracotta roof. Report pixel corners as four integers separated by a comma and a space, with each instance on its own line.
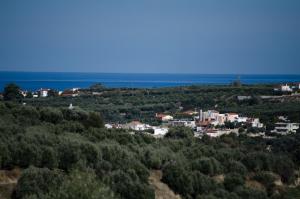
156, 113, 167, 118
227, 113, 238, 115
129, 121, 142, 125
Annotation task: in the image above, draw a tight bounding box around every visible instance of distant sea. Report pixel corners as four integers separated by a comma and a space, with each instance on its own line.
0, 72, 300, 91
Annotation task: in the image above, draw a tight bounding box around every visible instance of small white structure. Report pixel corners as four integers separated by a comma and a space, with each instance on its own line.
281, 84, 292, 92
278, 116, 289, 122
248, 118, 264, 128
105, 124, 113, 129
226, 113, 239, 122
162, 115, 173, 121
153, 127, 169, 136
196, 126, 204, 132
39, 88, 50, 97
208, 110, 220, 120
237, 117, 248, 123
198, 109, 220, 122
271, 123, 299, 135
68, 103, 74, 110
125, 121, 151, 131
20, 90, 27, 97
156, 114, 174, 121
216, 114, 226, 125
204, 129, 237, 137
168, 120, 196, 128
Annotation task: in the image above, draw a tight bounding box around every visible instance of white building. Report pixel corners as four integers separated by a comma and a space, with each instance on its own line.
168, 120, 196, 128
237, 117, 248, 123
199, 110, 220, 122
156, 113, 174, 121
162, 115, 173, 121
204, 129, 237, 137
68, 103, 74, 110
153, 127, 169, 136
216, 114, 226, 125
39, 88, 50, 97
281, 84, 292, 92
124, 121, 151, 131
271, 123, 299, 135
20, 90, 27, 97
250, 118, 264, 128
207, 110, 219, 120
105, 124, 113, 129
225, 113, 239, 122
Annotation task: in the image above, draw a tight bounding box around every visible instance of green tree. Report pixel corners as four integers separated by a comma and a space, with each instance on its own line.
165, 126, 194, 139
110, 170, 154, 199
191, 157, 222, 176
272, 156, 295, 183
85, 112, 104, 128
40, 108, 63, 124
3, 83, 23, 101
224, 173, 245, 192
226, 161, 247, 176
58, 141, 81, 171
13, 167, 63, 199
47, 170, 117, 199
41, 147, 58, 169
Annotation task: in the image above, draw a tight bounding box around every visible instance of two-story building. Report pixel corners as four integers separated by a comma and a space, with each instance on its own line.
271, 123, 299, 135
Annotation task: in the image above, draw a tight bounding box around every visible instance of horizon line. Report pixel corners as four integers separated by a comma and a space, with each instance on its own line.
1, 70, 300, 76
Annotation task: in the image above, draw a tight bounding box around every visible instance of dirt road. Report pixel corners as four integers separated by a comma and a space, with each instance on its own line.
148, 170, 181, 199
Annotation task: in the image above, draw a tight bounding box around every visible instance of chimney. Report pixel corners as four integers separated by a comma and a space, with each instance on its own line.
199, 109, 203, 122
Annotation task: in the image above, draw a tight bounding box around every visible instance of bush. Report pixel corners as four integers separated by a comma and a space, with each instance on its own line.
165, 127, 194, 139
110, 170, 154, 199
40, 108, 63, 124
272, 156, 295, 183
226, 160, 247, 176
191, 157, 222, 176
13, 167, 63, 199
234, 186, 268, 199
58, 141, 81, 171
3, 83, 23, 101
224, 173, 245, 192
84, 112, 104, 128
46, 170, 117, 199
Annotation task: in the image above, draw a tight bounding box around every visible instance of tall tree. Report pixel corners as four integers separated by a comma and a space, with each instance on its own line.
3, 83, 23, 101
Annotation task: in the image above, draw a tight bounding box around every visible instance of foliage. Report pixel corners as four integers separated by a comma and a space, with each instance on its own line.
0, 83, 300, 199
3, 83, 23, 101
165, 126, 194, 139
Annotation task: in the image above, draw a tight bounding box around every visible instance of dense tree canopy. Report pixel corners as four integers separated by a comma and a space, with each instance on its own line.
3, 84, 23, 101
0, 84, 300, 199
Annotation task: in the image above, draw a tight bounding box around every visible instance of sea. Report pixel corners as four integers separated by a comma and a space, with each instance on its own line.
0, 71, 300, 91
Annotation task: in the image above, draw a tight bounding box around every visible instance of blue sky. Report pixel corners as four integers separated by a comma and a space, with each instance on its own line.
0, 0, 300, 74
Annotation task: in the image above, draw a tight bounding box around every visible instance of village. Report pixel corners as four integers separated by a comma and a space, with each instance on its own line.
104, 109, 299, 139
10, 83, 300, 139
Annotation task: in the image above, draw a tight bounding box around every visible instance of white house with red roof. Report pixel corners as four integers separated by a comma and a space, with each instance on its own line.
155, 113, 173, 121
